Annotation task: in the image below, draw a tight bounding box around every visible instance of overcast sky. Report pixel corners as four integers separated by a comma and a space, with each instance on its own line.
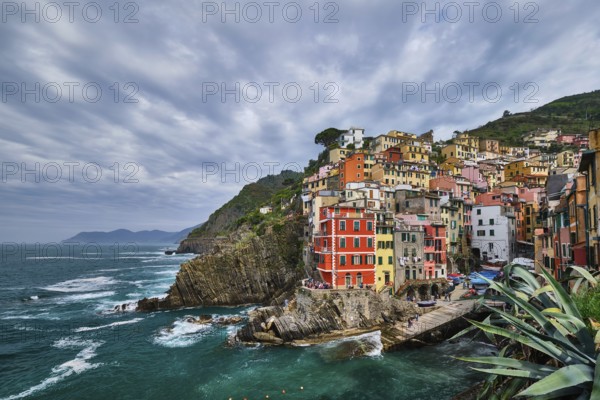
1, 0, 600, 243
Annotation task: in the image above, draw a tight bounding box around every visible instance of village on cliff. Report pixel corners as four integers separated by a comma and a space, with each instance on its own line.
293, 127, 598, 299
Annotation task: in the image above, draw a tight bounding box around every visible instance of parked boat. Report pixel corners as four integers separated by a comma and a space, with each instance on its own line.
481, 258, 507, 271
417, 300, 436, 307
512, 257, 535, 270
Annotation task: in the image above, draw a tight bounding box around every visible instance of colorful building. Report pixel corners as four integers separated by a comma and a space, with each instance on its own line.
375, 211, 395, 292
313, 206, 376, 288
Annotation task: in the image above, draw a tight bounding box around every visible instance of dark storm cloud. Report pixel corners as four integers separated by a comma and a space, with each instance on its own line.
1, 0, 600, 241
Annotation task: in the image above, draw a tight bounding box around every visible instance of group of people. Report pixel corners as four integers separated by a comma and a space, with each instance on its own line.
407, 312, 420, 329
303, 279, 330, 289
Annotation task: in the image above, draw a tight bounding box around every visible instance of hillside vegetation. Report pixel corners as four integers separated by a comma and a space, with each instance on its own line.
186, 170, 303, 238
467, 89, 600, 145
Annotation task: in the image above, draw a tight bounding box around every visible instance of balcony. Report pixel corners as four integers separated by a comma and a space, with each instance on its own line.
313, 231, 329, 237
314, 247, 332, 253
325, 212, 375, 219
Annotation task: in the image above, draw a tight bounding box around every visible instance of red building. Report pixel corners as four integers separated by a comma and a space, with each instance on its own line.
382, 147, 403, 163
424, 223, 447, 279
313, 206, 376, 288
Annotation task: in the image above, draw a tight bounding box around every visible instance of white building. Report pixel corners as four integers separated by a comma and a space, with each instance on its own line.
340, 181, 381, 210
337, 127, 365, 149
471, 205, 516, 262
259, 206, 273, 214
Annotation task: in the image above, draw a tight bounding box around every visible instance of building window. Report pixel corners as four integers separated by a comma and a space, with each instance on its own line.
353, 221, 360, 231
367, 221, 373, 231
478, 219, 483, 226
489, 219, 494, 225
367, 237, 373, 248
340, 255, 346, 265
339, 220, 346, 231
404, 248, 409, 257
354, 237, 360, 248
378, 256, 382, 265
477, 230, 485, 236
477, 209, 481, 215
352, 255, 361, 265
340, 237, 346, 248
367, 255, 375, 264
388, 256, 393, 264
490, 230, 495, 236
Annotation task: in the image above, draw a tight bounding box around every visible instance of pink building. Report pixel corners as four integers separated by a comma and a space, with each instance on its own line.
461, 165, 488, 191
556, 134, 577, 144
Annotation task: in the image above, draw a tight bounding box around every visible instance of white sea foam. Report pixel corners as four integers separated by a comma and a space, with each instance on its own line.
153, 270, 179, 276
0, 338, 103, 400
96, 300, 138, 314
59, 291, 116, 302
25, 257, 102, 260
43, 277, 118, 293
74, 318, 144, 332
152, 316, 212, 348
319, 330, 383, 359
29, 296, 39, 300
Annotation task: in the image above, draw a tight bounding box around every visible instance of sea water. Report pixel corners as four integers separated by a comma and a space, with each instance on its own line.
0, 244, 489, 400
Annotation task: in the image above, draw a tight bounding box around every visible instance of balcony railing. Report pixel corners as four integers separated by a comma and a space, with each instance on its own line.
325, 212, 375, 219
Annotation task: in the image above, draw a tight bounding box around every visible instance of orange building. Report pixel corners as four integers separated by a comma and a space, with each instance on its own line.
339, 152, 368, 189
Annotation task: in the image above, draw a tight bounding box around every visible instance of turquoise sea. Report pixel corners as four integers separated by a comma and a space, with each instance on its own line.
0, 244, 489, 399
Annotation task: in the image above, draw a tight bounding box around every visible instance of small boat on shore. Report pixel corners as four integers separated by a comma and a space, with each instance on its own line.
417, 300, 437, 308
481, 258, 507, 271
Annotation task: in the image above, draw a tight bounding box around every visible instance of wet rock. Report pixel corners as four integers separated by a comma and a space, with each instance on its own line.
236, 289, 419, 345
253, 332, 284, 345
214, 316, 243, 325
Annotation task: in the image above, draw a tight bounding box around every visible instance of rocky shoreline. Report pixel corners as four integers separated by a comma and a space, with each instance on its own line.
234, 287, 420, 346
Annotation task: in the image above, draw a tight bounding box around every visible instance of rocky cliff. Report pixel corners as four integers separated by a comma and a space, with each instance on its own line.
235, 287, 419, 345
137, 217, 306, 310
176, 237, 225, 254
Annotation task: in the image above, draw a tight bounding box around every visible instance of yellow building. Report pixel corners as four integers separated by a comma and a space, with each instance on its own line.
371, 130, 417, 153
375, 218, 395, 292
441, 202, 462, 254
504, 159, 548, 187
329, 148, 351, 164
556, 150, 575, 167
398, 144, 429, 163
371, 161, 431, 188
441, 144, 477, 161
454, 132, 480, 149
439, 157, 463, 176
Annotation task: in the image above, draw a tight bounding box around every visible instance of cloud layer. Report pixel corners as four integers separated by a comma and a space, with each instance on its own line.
1, 0, 600, 242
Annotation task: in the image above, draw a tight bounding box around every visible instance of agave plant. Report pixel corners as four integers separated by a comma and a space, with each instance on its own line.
453, 264, 600, 399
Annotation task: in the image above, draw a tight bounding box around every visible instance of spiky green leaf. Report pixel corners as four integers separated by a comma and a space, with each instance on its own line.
516, 364, 594, 397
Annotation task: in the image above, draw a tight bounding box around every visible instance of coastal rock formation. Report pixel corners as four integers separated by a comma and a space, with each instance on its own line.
236, 287, 419, 344
175, 237, 225, 254
137, 218, 305, 311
